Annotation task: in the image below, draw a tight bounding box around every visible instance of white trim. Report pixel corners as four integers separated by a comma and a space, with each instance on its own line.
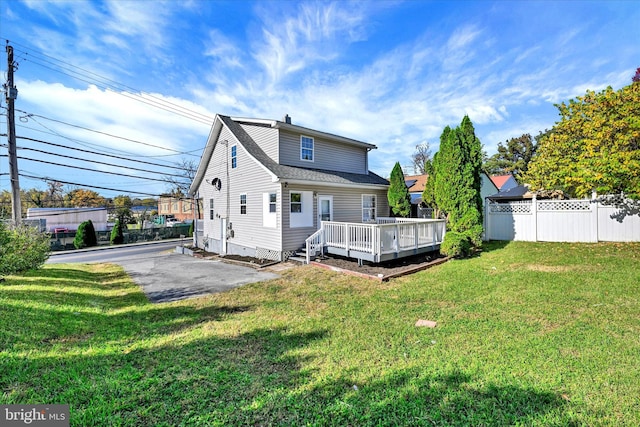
263, 192, 277, 228
362, 194, 377, 222
290, 191, 313, 228
300, 135, 314, 162
317, 195, 333, 227
239, 193, 247, 215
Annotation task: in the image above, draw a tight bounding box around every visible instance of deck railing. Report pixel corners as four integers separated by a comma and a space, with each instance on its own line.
317, 218, 445, 262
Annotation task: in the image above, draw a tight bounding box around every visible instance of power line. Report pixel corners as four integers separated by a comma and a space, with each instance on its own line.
19, 173, 163, 197
7, 41, 216, 126
17, 109, 199, 156
15, 155, 179, 183
8, 141, 186, 176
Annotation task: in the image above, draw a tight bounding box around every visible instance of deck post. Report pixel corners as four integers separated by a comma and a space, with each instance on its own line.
414, 223, 418, 250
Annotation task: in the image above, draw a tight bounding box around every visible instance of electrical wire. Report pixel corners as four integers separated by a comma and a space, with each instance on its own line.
10, 140, 184, 177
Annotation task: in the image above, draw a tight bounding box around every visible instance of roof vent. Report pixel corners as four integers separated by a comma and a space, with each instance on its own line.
283, 114, 291, 124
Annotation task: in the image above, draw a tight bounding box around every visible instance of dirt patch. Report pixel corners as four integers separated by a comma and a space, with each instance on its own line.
311, 251, 449, 281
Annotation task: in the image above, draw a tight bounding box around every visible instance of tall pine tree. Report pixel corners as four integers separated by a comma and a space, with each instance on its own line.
387, 162, 412, 217
428, 116, 483, 256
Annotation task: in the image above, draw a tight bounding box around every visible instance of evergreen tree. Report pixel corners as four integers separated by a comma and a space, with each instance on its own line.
110, 219, 124, 245
429, 117, 484, 256
74, 220, 98, 249
387, 162, 412, 217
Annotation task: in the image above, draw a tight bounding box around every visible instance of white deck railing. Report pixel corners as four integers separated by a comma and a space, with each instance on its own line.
319, 218, 446, 260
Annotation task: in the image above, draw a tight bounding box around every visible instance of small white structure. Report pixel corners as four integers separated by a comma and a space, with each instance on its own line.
27, 207, 108, 232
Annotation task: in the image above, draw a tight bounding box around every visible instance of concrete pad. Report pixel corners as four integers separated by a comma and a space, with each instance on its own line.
118, 253, 279, 303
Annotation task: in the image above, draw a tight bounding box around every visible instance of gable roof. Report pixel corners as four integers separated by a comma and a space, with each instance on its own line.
189, 115, 389, 196
490, 174, 515, 190
488, 184, 533, 201
404, 174, 428, 193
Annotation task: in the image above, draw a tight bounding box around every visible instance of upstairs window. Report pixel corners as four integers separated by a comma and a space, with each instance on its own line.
240, 194, 247, 214
231, 145, 237, 168
300, 136, 314, 162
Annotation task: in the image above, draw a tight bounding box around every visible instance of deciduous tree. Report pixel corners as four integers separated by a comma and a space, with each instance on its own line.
525, 82, 640, 198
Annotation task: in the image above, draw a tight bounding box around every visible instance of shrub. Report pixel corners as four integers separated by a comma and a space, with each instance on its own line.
440, 231, 472, 258
110, 219, 124, 245
74, 220, 98, 249
188, 221, 194, 237
0, 223, 50, 275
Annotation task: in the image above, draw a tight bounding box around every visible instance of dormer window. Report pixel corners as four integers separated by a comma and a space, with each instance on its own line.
300, 136, 314, 162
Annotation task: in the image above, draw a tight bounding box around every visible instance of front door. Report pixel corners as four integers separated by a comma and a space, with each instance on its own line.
317, 195, 333, 228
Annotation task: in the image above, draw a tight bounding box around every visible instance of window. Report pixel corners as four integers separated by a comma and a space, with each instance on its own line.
269, 193, 277, 213
240, 194, 247, 214
290, 192, 302, 213
172, 202, 178, 212
231, 145, 237, 168
362, 194, 376, 222
300, 136, 314, 161
209, 198, 214, 220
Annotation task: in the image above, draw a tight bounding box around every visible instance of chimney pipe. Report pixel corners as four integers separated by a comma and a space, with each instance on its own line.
283, 114, 291, 124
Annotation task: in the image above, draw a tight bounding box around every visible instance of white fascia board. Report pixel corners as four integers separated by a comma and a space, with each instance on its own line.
275, 122, 377, 150
229, 117, 277, 127
189, 116, 223, 197
275, 178, 389, 190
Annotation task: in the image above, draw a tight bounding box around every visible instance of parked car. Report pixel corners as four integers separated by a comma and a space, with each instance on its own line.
165, 219, 182, 227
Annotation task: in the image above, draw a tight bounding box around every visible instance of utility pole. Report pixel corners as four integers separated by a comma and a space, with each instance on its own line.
5, 44, 21, 225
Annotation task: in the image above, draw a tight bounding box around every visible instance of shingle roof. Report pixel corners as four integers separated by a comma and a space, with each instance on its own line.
490, 174, 513, 190
404, 174, 428, 193
219, 115, 389, 187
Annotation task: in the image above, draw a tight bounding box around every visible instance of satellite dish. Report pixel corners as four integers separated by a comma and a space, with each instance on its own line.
211, 177, 222, 191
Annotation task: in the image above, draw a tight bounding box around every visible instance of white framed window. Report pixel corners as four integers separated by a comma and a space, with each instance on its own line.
269, 193, 277, 213
362, 194, 376, 222
263, 192, 277, 228
240, 193, 247, 214
209, 198, 214, 220
300, 136, 314, 161
231, 145, 237, 168
290, 192, 302, 213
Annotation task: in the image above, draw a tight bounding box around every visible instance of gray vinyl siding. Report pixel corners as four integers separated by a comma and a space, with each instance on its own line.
239, 123, 279, 162
282, 184, 389, 251
197, 125, 282, 253
279, 130, 368, 174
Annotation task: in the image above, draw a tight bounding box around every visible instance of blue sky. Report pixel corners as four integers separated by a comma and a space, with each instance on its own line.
1, 0, 639, 198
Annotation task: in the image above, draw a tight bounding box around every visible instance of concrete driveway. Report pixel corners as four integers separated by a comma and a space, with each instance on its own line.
118, 252, 279, 303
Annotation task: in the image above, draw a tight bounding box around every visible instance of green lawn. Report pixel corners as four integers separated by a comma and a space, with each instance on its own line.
1, 241, 639, 426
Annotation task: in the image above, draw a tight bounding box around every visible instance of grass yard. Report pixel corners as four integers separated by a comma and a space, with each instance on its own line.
1, 241, 639, 426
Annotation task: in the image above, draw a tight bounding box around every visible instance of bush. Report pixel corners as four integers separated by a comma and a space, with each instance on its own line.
440, 231, 472, 258
188, 221, 194, 237
74, 220, 98, 249
110, 219, 124, 245
0, 223, 50, 275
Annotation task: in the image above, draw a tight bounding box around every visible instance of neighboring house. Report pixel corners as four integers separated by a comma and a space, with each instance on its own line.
26, 207, 108, 232
189, 114, 390, 261
490, 174, 518, 192
157, 196, 200, 222
404, 174, 428, 217
409, 173, 498, 214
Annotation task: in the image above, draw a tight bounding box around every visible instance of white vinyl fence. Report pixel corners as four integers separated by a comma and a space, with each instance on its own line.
485, 197, 640, 242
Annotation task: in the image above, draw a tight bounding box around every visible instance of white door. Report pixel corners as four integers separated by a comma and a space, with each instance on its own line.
317, 195, 333, 228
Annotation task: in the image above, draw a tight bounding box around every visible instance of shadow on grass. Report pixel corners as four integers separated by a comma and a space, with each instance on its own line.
1, 264, 576, 425
477, 240, 511, 254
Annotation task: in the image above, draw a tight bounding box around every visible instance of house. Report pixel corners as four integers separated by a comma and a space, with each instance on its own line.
490, 174, 518, 192
157, 196, 200, 223
404, 174, 428, 217
189, 114, 391, 261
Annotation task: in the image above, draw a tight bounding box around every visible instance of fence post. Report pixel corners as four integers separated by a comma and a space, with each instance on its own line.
532, 195, 538, 242
591, 191, 599, 242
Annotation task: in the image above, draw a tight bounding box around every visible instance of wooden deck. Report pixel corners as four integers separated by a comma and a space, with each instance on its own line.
305, 218, 446, 264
